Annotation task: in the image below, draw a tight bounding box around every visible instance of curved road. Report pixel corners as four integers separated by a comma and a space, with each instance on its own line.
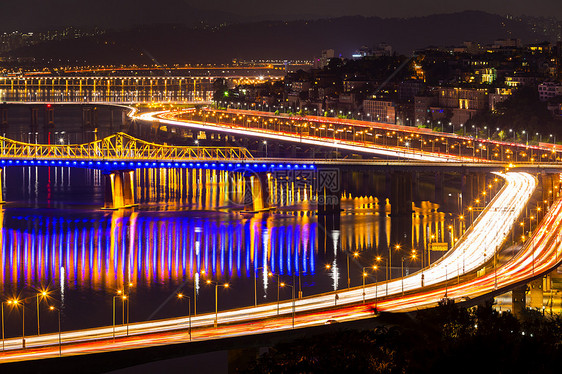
0, 108, 556, 364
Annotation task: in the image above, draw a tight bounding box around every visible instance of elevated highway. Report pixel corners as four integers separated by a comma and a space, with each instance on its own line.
0, 168, 556, 367
0, 105, 560, 368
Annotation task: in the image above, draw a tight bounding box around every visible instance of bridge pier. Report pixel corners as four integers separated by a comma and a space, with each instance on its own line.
104, 170, 137, 210
243, 172, 270, 212
44, 105, 54, 129
434, 172, 444, 204
0, 169, 5, 204
461, 173, 472, 211
541, 173, 560, 204
121, 110, 131, 131
512, 285, 527, 319
0, 105, 7, 129
29, 107, 39, 129
390, 172, 412, 217
82, 106, 97, 129
529, 278, 544, 310
316, 169, 341, 215
412, 172, 421, 203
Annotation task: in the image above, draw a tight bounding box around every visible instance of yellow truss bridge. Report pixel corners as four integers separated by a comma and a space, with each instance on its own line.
0, 132, 254, 161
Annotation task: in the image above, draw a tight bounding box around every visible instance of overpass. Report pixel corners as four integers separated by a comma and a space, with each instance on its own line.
0, 163, 559, 368
0, 104, 560, 369
0, 170, 560, 370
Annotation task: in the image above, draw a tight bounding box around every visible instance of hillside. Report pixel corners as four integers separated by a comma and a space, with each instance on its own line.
5, 11, 557, 65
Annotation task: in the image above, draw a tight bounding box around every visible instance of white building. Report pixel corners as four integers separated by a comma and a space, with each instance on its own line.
538, 82, 562, 101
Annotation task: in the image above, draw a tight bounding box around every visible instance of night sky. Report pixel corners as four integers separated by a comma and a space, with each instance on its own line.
0, 0, 560, 31
192, 0, 562, 19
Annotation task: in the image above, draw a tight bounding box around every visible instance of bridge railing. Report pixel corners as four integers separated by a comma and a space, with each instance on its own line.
0, 133, 254, 161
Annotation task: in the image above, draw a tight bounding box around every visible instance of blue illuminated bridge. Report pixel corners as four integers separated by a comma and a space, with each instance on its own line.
0, 132, 559, 211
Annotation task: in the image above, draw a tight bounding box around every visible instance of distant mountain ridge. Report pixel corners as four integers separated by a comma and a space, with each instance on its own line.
0, 0, 239, 32
5, 11, 558, 64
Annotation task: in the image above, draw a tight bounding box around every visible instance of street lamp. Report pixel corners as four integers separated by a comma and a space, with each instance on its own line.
362, 264, 379, 304
10, 299, 25, 348
362, 268, 368, 304
1, 299, 18, 351
401, 253, 417, 296
48, 306, 62, 357
263, 140, 268, 157
267, 271, 281, 315
112, 290, 126, 340
280, 281, 295, 329
346, 251, 359, 288
36, 290, 48, 335
176, 293, 192, 341
124, 282, 133, 336
373, 263, 380, 309
390, 244, 400, 281
206, 280, 229, 328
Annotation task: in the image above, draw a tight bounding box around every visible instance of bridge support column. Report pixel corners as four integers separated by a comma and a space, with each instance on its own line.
121, 110, 131, 131
0, 106, 7, 128
434, 172, 444, 205
476, 173, 486, 202
0, 169, 5, 204
529, 278, 544, 310
243, 172, 270, 212
82, 106, 97, 129
384, 171, 392, 200
104, 170, 137, 210
316, 169, 341, 215
512, 286, 527, 319
391, 172, 412, 217
29, 107, 39, 129
412, 172, 420, 203
541, 173, 559, 205
44, 105, 54, 129
460, 173, 474, 211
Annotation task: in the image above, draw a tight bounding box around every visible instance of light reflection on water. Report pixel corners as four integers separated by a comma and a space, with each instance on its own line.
0, 166, 453, 334
2, 210, 316, 292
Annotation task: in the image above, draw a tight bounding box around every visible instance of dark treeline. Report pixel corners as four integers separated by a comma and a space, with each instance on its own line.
246, 299, 562, 374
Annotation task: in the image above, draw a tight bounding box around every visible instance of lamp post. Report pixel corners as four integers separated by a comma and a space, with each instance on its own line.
401, 257, 406, 296
445, 265, 448, 298
401, 253, 417, 296
1, 300, 17, 352
346, 251, 359, 289
373, 264, 379, 310
280, 282, 295, 329
206, 280, 229, 328
389, 244, 400, 282
112, 290, 125, 341
177, 293, 192, 341
48, 306, 62, 357
124, 282, 133, 336
268, 272, 281, 315
36, 290, 48, 335
361, 264, 379, 304
253, 266, 267, 307
11, 299, 25, 349
362, 267, 368, 304
1, 302, 4, 352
